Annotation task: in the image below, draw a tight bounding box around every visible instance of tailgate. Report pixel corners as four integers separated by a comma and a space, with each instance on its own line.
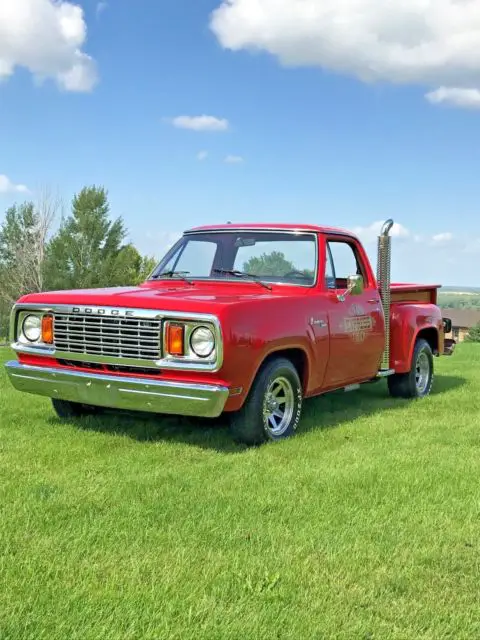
390, 283, 456, 356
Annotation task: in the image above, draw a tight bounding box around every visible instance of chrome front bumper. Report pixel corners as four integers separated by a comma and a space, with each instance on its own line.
5, 361, 229, 418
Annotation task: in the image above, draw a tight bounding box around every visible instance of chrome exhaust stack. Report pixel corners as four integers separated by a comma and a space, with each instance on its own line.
377, 219, 394, 371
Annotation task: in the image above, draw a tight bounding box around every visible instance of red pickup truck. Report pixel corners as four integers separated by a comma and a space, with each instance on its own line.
5, 220, 454, 445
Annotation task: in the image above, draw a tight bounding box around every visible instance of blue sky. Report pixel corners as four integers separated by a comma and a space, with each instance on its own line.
1, 0, 480, 286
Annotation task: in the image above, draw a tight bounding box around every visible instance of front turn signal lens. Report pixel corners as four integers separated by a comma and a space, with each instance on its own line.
166, 324, 185, 356
42, 315, 54, 344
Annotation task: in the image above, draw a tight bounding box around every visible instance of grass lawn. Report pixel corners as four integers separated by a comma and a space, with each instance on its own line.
1, 345, 480, 639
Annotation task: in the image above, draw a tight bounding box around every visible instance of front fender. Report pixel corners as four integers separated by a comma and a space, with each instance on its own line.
218, 298, 316, 411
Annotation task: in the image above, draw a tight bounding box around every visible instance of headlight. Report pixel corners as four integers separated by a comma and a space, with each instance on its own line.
22, 315, 41, 342
190, 326, 215, 358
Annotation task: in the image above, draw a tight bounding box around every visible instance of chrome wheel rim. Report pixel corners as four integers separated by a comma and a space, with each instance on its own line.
415, 351, 431, 394
263, 376, 295, 437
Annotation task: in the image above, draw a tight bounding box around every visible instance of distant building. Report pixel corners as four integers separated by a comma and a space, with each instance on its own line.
441, 309, 480, 342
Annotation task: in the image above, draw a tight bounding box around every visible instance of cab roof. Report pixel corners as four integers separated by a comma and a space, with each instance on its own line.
186, 223, 358, 239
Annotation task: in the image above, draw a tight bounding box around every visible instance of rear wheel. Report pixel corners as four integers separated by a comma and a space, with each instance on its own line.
388, 338, 434, 399
230, 357, 303, 446
52, 399, 101, 419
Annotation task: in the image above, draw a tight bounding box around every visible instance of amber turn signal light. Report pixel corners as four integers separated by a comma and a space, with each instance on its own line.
42, 315, 54, 344
166, 324, 185, 356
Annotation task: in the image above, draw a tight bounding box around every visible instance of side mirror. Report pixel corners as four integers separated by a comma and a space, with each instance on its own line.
347, 274, 364, 296
443, 318, 452, 334
337, 274, 364, 302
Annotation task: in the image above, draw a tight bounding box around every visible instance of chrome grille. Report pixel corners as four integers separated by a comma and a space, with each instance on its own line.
53, 312, 162, 361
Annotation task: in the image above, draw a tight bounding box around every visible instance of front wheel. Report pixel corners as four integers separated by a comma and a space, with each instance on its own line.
230, 357, 303, 446
388, 338, 434, 399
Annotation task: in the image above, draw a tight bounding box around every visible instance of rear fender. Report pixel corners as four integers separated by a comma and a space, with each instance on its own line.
390, 303, 442, 373
405, 325, 440, 371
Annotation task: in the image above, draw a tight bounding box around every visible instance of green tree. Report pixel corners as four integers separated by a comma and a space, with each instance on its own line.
138, 255, 158, 282
44, 186, 143, 290
243, 251, 295, 276
243, 250, 314, 281
0, 201, 50, 338
108, 244, 157, 285
1, 201, 34, 266
465, 323, 480, 343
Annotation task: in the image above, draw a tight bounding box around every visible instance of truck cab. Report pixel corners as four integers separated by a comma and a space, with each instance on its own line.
5, 220, 454, 445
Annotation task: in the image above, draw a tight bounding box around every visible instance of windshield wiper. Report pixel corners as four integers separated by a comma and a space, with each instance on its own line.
213, 269, 272, 291
151, 270, 194, 284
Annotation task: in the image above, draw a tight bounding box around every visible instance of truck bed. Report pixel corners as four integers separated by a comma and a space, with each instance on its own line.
390, 283, 441, 305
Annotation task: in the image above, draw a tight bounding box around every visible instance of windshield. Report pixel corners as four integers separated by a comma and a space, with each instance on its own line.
150, 231, 317, 286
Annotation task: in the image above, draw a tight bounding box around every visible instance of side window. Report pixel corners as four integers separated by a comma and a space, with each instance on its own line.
325, 244, 336, 289
326, 240, 365, 289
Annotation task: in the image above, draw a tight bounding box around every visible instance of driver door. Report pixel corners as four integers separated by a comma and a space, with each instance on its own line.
322, 236, 385, 387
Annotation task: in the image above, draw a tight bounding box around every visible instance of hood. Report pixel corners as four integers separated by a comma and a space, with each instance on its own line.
17, 281, 300, 314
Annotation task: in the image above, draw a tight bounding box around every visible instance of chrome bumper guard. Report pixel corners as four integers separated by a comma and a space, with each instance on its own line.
5, 361, 229, 418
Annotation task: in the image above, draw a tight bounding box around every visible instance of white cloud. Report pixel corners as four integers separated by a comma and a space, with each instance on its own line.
425, 87, 480, 109
197, 150, 209, 161
347, 220, 480, 285
170, 115, 229, 132
0, 174, 29, 194
352, 220, 410, 244
0, 0, 97, 92
432, 232, 454, 244
96, 2, 108, 17
211, 0, 480, 108
224, 155, 244, 164
354, 223, 457, 248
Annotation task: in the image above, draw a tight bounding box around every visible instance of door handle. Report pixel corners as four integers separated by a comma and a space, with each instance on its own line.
310, 318, 327, 328
368, 298, 380, 304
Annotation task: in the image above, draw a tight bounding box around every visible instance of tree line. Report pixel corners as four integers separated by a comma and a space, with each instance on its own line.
438, 293, 480, 310
466, 324, 480, 342
0, 185, 157, 339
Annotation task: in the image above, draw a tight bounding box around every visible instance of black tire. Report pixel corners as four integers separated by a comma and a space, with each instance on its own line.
51, 398, 101, 419
230, 357, 303, 446
388, 338, 434, 399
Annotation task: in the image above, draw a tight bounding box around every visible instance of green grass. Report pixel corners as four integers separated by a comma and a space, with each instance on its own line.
1, 346, 480, 639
